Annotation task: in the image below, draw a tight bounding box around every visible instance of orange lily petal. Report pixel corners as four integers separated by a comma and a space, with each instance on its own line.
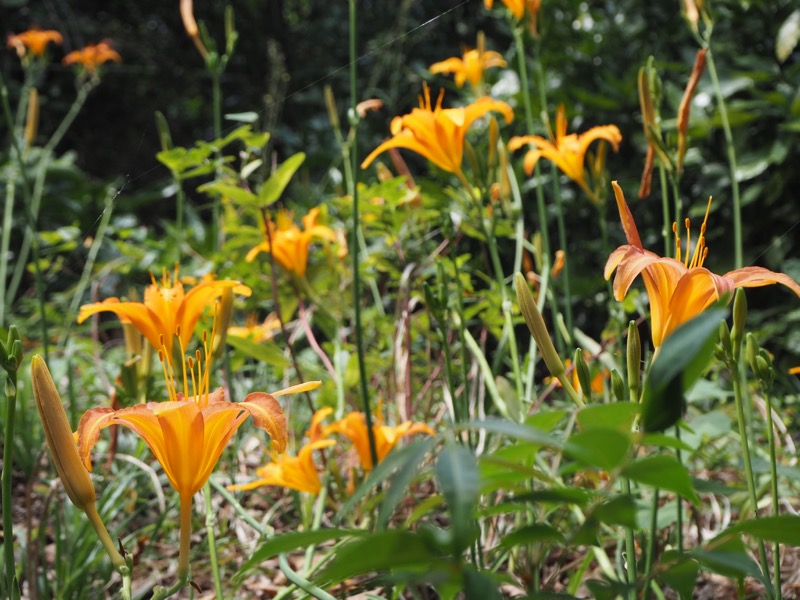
239, 392, 289, 453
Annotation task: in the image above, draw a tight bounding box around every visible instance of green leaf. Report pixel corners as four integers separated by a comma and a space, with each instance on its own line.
621, 455, 701, 505
225, 335, 289, 368
377, 437, 435, 529
259, 152, 306, 206
234, 529, 360, 580
659, 554, 699, 599
729, 515, 800, 545
436, 443, 479, 553
466, 419, 561, 448
642, 307, 727, 432
692, 536, 766, 585
563, 428, 632, 471
639, 433, 694, 451
512, 488, 594, 506
591, 495, 638, 529
335, 438, 435, 524
576, 403, 639, 433
316, 530, 441, 586
463, 569, 503, 600
497, 523, 565, 549
197, 181, 258, 206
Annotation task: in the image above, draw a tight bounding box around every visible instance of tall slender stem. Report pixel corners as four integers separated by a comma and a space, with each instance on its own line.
732, 367, 772, 595
0, 181, 15, 328
211, 69, 223, 252
658, 165, 670, 256
349, 0, 379, 470
763, 388, 782, 599
203, 483, 224, 599
704, 47, 742, 268
2, 370, 18, 596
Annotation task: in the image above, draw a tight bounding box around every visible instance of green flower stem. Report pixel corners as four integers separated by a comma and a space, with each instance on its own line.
675, 425, 684, 554
659, 165, 670, 256
203, 483, 224, 599
211, 67, 223, 251
551, 177, 573, 342
349, 0, 379, 471
670, 174, 682, 250
622, 477, 637, 596
732, 366, 772, 595
643, 488, 660, 600
763, 388, 782, 599
278, 554, 337, 600
2, 369, 19, 596
302, 478, 329, 576
59, 188, 115, 349
704, 46, 742, 268
456, 170, 524, 402
151, 495, 192, 599
0, 180, 15, 328
511, 25, 565, 353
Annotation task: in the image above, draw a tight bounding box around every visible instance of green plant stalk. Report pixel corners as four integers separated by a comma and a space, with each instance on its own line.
60, 189, 115, 348
732, 367, 772, 594
151, 496, 192, 600
675, 425, 684, 554
622, 477, 637, 597
450, 254, 474, 447
2, 370, 19, 596
203, 483, 224, 599
763, 388, 782, 599
658, 165, 671, 256
551, 177, 573, 341
0, 181, 15, 328
349, 0, 379, 471
176, 181, 185, 260
279, 553, 337, 600
523, 260, 550, 404
456, 169, 524, 402
704, 47, 742, 268
211, 68, 223, 252
0, 70, 49, 362
670, 174, 682, 251
644, 488, 660, 600
302, 477, 330, 576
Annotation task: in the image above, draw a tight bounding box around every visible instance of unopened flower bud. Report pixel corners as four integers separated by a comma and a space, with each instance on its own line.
627, 321, 641, 401
574, 350, 592, 399
610, 370, 625, 403
32, 356, 96, 512
719, 321, 732, 356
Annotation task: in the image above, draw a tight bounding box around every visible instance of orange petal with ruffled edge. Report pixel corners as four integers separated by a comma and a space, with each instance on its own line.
239, 392, 289, 454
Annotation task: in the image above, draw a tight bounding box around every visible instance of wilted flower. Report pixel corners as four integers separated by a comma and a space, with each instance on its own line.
246, 208, 339, 277
362, 84, 513, 175
605, 182, 800, 350
63, 41, 121, 74
7, 29, 62, 58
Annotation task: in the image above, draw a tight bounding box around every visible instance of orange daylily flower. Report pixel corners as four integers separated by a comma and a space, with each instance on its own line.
73, 335, 318, 579
306, 406, 334, 443
228, 439, 335, 494
322, 407, 435, 471
246, 208, 339, 277
429, 46, 507, 88
7, 29, 63, 58
484, 0, 542, 34
361, 85, 513, 175
77, 267, 251, 360
63, 40, 121, 73
228, 312, 282, 344
509, 105, 622, 203
604, 181, 800, 349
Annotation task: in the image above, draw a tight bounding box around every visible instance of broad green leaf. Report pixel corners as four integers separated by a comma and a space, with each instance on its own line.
659, 554, 699, 600
591, 495, 637, 528
525, 410, 569, 432
642, 307, 727, 432
259, 152, 306, 206
436, 443, 479, 553
234, 529, 360, 580
729, 515, 800, 545
692, 536, 766, 586
225, 335, 289, 368
639, 433, 694, 451
576, 403, 638, 433
622, 455, 701, 505
497, 523, 565, 549
197, 182, 258, 206
377, 437, 435, 529
512, 488, 594, 507
316, 530, 441, 585
467, 419, 561, 448
563, 428, 631, 471
335, 438, 435, 524
463, 569, 503, 600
